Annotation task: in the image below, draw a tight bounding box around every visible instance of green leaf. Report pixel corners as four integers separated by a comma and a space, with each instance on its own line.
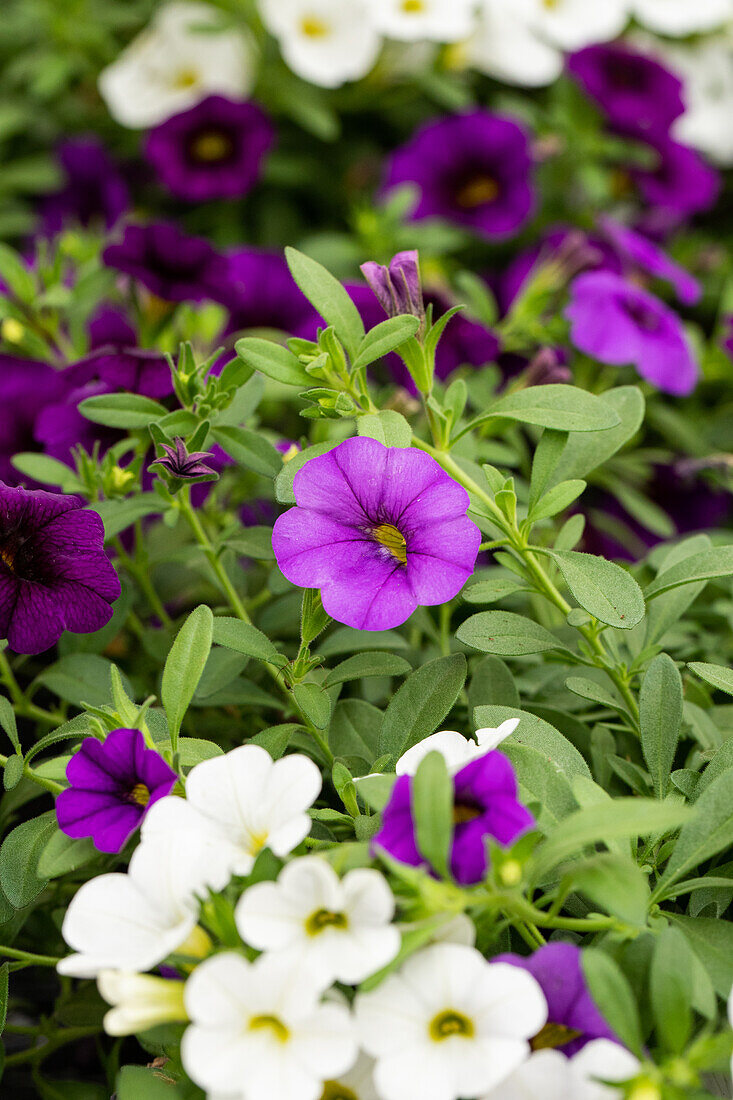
650, 927, 693, 1054
275, 441, 340, 504
355, 773, 396, 812
565, 677, 628, 715
482, 384, 621, 432
211, 425, 282, 478
36, 654, 132, 708
502, 743, 577, 830
356, 410, 412, 448
644, 535, 711, 645
582, 949, 643, 1057
292, 682, 331, 730
0, 811, 57, 908
568, 852, 650, 926
328, 699, 383, 763
551, 387, 644, 482
224, 527, 275, 561
78, 392, 168, 429
0, 696, 20, 753
527, 480, 586, 525
212, 616, 283, 663
412, 752, 453, 879
325, 652, 412, 687
37, 830, 98, 880
92, 494, 162, 540
285, 247, 365, 358
538, 550, 645, 629
687, 662, 733, 697
3, 754, 23, 791
0, 962, 8, 1035
235, 336, 312, 387
473, 705, 591, 780
639, 655, 682, 798
456, 611, 565, 656
0, 242, 35, 301
379, 654, 466, 760
463, 577, 529, 604
645, 546, 733, 600
11, 452, 82, 491
667, 914, 733, 998
116, 1065, 189, 1099
528, 429, 567, 511
652, 769, 733, 899
351, 315, 420, 371
161, 605, 213, 751
250, 724, 301, 760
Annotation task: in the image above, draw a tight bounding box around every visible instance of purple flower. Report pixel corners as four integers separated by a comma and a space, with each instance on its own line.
38, 137, 129, 238
0, 356, 71, 484
150, 438, 218, 481
103, 223, 229, 303
495, 943, 618, 1056
361, 250, 425, 324
568, 44, 685, 137
566, 271, 697, 396
272, 437, 481, 631
630, 135, 720, 219
597, 217, 701, 306
373, 751, 534, 885
385, 111, 535, 241
216, 248, 320, 338
0, 484, 120, 654
145, 95, 274, 202
56, 728, 177, 854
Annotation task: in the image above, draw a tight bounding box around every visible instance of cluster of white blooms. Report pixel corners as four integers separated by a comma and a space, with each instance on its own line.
662, 36, 733, 166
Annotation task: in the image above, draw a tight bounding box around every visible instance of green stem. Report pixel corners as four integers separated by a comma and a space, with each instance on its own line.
0, 945, 61, 966
113, 538, 172, 627
4, 1025, 101, 1067
0, 651, 65, 728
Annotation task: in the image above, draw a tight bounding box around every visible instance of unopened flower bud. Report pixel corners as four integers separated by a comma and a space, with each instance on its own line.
361, 250, 425, 328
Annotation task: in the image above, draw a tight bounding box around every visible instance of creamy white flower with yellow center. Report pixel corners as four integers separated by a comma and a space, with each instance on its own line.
258, 0, 382, 88
97, 970, 188, 1036
182, 951, 357, 1100
664, 39, 733, 167
524, 0, 630, 51
99, 1, 254, 128
370, 0, 478, 42
236, 855, 401, 985
631, 0, 733, 36
479, 1041, 641, 1099
463, 0, 564, 87
354, 942, 548, 1100
396, 718, 520, 775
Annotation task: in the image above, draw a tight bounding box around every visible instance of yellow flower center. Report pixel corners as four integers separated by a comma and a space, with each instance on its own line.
429, 1009, 475, 1041
128, 783, 151, 807
190, 130, 233, 163
452, 801, 482, 824
0, 546, 16, 571
300, 15, 330, 37
249, 1014, 290, 1042
373, 523, 407, 564
305, 908, 349, 936
173, 68, 199, 89
530, 1021, 583, 1051
456, 176, 500, 208
321, 1085, 358, 1100
401, 0, 426, 12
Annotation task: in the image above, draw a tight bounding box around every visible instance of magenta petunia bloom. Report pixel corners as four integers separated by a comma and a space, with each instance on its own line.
272, 437, 480, 631
385, 110, 535, 241
496, 943, 618, 1056
38, 137, 129, 238
0, 356, 71, 484
373, 751, 534, 885
0, 484, 120, 654
145, 95, 274, 202
103, 222, 229, 303
567, 44, 684, 137
597, 217, 701, 307
566, 271, 697, 396
217, 248, 320, 339
630, 134, 721, 219
56, 728, 177, 854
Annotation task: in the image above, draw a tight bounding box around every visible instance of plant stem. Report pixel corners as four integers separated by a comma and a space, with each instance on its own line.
0, 945, 61, 966
0, 651, 65, 728
112, 537, 172, 627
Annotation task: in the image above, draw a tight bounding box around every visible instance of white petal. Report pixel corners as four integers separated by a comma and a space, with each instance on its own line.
570, 1039, 640, 1100
479, 1048, 571, 1100
259, 0, 382, 88
470, 963, 548, 1040
528, 0, 630, 49
370, 0, 477, 42
465, 0, 563, 87
475, 717, 521, 751
396, 731, 474, 775
184, 952, 253, 1027
632, 0, 732, 35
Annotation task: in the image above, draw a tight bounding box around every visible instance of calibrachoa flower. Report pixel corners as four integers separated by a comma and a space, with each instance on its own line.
38, 137, 129, 237
370, 0, 477, 42
56, 729, 177, 854
142, 744, 322, 876
667, 39, 733, 167
496, 943, 618, 1056
272, 437, 481, 631
0, 485, 120, 654
321, 1052, 381, 1100
258, 0, 382, 89
631, 0, 732, 35
219, 247, 320, 338
630, 134, 721, 220
103, 222, 229, 303
396, 718, 520, 775
145, 94, 274, 202
0, 355, 70, 483
98, 971, 187, 1036
181, 951, 358, 1100
385, 111, 535, 241
566, 271, 698, 396
235, 856, 401, 984
374, 750, 534, 885
98, 1, 254, 128
519, 0, 630, 51
465, 0, 564, 88
598, 217, 701, 307
354, 943, 548, 1100
480, 1040, 641, 1100
567, 44, 685, 137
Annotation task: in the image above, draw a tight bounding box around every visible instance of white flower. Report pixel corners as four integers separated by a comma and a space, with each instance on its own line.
396, 718, 520, 776
464, 0, 563, 87
523, 0, 630, 50
143, 744, 322, 878
667, 40, 733, 167
99, 1, 254, 128
370, 0, 477, 43
181, 951, 357, 1100
354, 942, 547, 1100
97, 971, 188, 1036
258, 0, 382, 88
631, 0, 733, 36
321, 1051, 382, 1100
480, 1041, 641, 1099
235, 855, 401, 984
58, 830, 219, 978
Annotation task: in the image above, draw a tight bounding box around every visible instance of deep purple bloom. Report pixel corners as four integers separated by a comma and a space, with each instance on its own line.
630, 135, 721, 219
150, 438, 218, 481
0, 356, 70, 484
361, 250, 425, 325
598, 217, 701, 306
56, 728, 177, 854
566, 271, 697, 396
103, 223, 229, 303
568, 44, 685, 137
373, 751, 534, 885
145, 95, 274, 202
495, 943, 618, 1056
217, 248, 320, 339
385, 111, 535, 241
38, 137, 129, 237
0, 484, 120, 654
272, 437, 481, 631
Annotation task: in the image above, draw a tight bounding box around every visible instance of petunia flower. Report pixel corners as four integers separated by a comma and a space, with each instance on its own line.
385, 110, 535, 241
235, 856, 401, 984
495, 943, 619, 1057
272, 437, 481, 631
98, 970, 188, 1036
370, 0, 477, 42
629, 133, 721, 221
354, 942, 548, 1100
396, 719, 520, 776
258, 0, 382, 88
479, 1040, 641, 1100
597, 217, 701, 307
181, 951, 358, 1100
517, 0, 630, 52
98, 1, 254, 128
666, 39, 733, 168
630, 0, 731, 35
38, 137, 129, 237
217, 247, 321, 339
0, 355, 71, 484
103, 222, 230, 303
565, 271, 698, 396
0, 484, 120, 654
55, 728, 178, 854
465, 1, 564, 88
567, 43, 685, 137
145, 94, 274, 202
374, 750, 535, 886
